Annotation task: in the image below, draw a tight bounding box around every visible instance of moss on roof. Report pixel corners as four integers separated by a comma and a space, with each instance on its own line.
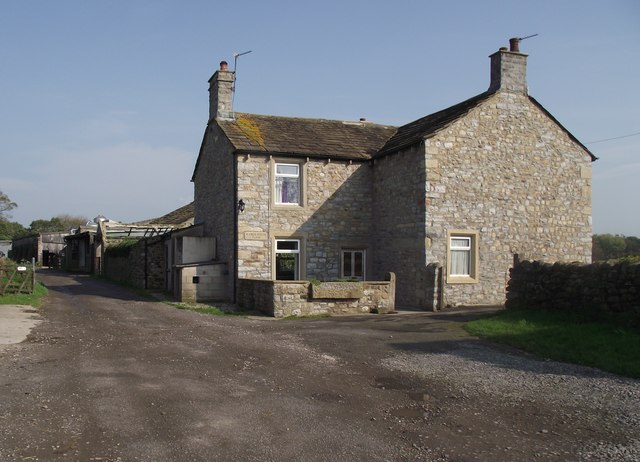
217, 113, 397, 160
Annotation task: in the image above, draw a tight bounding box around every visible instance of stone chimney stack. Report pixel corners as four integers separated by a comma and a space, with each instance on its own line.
209, 61, 234, 120
488, 38, 528, 94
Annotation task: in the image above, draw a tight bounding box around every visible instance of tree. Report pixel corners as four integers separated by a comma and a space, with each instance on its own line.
625, 236, 640, 256
0, 221, 28, 240
0, 190, 17, 221
55, 214, 90, 230
592, 234, 640, 261
29, 214, 89, 233
29, 217, 64, 233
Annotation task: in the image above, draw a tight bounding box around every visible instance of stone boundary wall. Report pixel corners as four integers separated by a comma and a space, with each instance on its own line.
506, 260, 640, 321
103, 254, 131, 285
103, 236, 165, 289
237, 273, 396, 318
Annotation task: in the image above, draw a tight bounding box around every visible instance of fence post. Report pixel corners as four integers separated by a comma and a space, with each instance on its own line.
31, 257, 36, 293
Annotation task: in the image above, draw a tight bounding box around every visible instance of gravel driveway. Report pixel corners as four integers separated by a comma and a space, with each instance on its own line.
0, 270, 638, 461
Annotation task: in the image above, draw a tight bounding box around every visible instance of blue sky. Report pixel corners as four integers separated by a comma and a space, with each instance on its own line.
1, 0, 638, 235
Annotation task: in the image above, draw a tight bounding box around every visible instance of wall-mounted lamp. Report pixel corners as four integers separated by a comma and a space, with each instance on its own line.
237, 199, 245, 212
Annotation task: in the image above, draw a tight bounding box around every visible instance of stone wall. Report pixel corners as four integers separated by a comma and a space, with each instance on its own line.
193, 124, 236, 300
103, 236, 165, 290
423, 91, 593, 307
103, 254, 130, 285
237, 273, 396, 318
373, 144, 430, 307
236, 155, 373, 281
506, 260, 640, 322
141, 237, 165, 290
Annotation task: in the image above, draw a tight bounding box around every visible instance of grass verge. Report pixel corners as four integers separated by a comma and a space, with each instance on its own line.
465, 308, 640, 379
0, 282, 49, 308
167, 302, 248, 317
283, 314, 331, 320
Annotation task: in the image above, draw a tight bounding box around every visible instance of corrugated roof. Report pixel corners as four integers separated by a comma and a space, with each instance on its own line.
217, 113, 397, 160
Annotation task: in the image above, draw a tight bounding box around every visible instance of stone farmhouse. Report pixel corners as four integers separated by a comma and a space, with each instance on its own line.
192, 39, 596, 310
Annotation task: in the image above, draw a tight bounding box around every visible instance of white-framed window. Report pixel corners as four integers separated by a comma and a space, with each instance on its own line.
450, 237, 471, 276
342, 249, 365, 280
275, 239, 300, 280
447, 231, 479, 283
275, 163, 300, 205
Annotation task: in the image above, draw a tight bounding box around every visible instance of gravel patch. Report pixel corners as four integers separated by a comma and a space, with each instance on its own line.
382, 341, 639, 416
382, 340, 640, 460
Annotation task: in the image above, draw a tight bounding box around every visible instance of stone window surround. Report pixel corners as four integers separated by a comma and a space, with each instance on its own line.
272, 232, 307, 280
271, 157, 307, 209
447, 229, 479, 284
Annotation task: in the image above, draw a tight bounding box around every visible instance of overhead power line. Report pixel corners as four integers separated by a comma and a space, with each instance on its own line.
586, 131, 640, 145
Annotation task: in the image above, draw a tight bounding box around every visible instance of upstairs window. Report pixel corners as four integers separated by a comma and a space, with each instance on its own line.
275, 163, 300, 205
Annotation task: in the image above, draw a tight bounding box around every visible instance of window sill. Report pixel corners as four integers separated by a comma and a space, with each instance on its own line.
273, 203, 304, 210
447, 275, 479, 284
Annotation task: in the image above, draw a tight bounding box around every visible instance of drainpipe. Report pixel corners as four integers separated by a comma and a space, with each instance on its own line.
144, 239, 148, 290
233, 152, 239, 303
437, 264, 445, 311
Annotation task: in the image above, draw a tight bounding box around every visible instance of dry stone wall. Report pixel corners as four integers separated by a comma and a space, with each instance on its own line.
103, 236, 165, 290
507, 260, 640, 323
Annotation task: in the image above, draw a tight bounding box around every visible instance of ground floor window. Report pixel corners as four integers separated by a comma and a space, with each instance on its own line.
447, 231, 479, 283
275, 239, 300, 280
450, 237, 471, 275
342, 249, 365, 280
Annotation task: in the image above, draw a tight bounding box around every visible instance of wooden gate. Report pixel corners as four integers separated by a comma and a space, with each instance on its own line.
0, 262, 36, 295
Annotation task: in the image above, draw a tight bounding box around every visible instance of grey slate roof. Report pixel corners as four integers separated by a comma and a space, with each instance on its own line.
376, 91, 596, 161
194, 91, 595, 178
375, 91, 495, 157
142, 202, 195, 226
217, 113, 397, 160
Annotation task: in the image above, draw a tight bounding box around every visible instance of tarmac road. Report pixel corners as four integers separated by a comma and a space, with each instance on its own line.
0, 270, 637, 461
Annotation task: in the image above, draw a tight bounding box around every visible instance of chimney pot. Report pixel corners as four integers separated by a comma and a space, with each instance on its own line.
489, 41, 528, 94
209, 60, 235, 120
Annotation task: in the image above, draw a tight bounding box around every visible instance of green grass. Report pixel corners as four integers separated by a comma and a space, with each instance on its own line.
283, 313, 331, 320
167, 301, 248, 317
0, 282, 49, 308
465, 309, 640, 379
